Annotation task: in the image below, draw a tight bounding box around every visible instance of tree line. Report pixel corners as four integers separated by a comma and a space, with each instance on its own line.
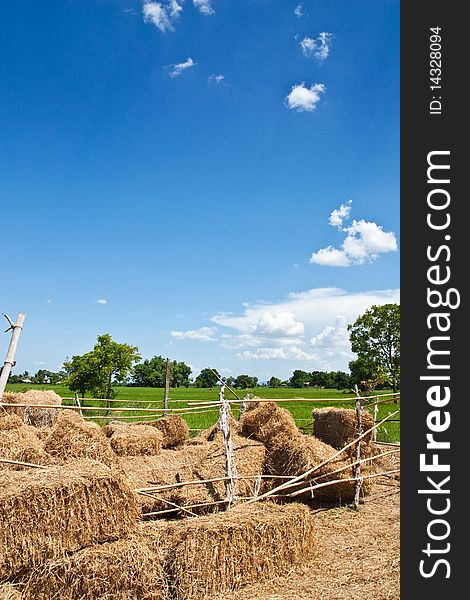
7, 304, 399, 397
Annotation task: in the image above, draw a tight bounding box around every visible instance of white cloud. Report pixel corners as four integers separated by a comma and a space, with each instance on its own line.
212, 287, 399, 370
170, 326, 217, 341
169, 57, 196, 77
310, 200, 398, 267
142, 1, 182, 33
193, 0, 215, 15
96, 299, 108, 304
300, 32, 333, 61
294, 4, 303, 17
250, 311, 304, 337
328, 199, 352, 229
285, 82, 325, 112
208, 74, 225, 84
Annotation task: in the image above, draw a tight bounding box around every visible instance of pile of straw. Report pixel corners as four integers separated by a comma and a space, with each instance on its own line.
120, 434, 265, 517
266, 432, 357, 502
158, 502, 315, 600
0, 459, 138, 580
103, 423, 163, 456
313, 407, 374, 455
193, 412, 240, 443
145, 416, 189, 448
0, 583, 22, 600
0, 414, 52, 469
44, 410, 116, 466
239, 401, 299, 445
1, 391, 62, 427
22, 533, 168, 600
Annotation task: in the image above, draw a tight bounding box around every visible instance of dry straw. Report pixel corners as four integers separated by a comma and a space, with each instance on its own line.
159, 502, 315, 600
0, 583, 22, 600
44, 410, 116, 466
0, 459, 138, 580
22, 532, 168, 600
103, 422, 163, 456
312, 407, 374, 456
1, 390, 62, 427
0, 414, 52, 470
143, 415, 189, 448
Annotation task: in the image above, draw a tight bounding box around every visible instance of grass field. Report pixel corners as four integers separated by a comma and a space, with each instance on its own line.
5, 384, 400, 442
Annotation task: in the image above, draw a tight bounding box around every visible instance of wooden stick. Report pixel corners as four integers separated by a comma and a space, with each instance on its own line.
0, 457, 47, 469
136, 474, 293, 493
164, 358, 170, 415
186, 392, 400, 407
352, 385, 363, 510
0, 402, 218, 414
142, 496, 254, 517
242, 409, 400, 507
0, 313, 26, 401
138, 490, 197, 517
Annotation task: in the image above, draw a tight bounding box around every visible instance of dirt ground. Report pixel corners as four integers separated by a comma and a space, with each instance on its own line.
214, 447, 400, 600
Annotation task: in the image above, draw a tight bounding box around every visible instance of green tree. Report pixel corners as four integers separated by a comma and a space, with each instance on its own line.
348, 303, 400, 394
132, 356, 167, 387
268, 376, 282, 388
234, 374, 258, 389
289, 369, 311, 388
193, 368, 220, 388
63, 353, 100, 398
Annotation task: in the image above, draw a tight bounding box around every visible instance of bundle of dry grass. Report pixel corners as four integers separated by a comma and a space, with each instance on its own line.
156, 502, 315, 600
266, 432, 357, 502
0, 459, 138, 580
239, 401, 299, 445
2, 390, 62, 427
193, 412, 239, 443
22, 533, 168, 600
0, 583, 22, 600
144, 415, 189, 448
44, 410, 116, 466
0, 415, 52, 469
103, 422, 163, 456
120, 434, 265, 516
313, 407, 374, 455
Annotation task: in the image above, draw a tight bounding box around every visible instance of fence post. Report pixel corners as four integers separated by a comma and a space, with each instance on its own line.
372, 395, 379, 442
352, 384, 363, 510
219, 384, 238, 508
238, 393, 250, 419
164, 358, 170, 415
0, 313, 26, 403
74, 393, 83, 418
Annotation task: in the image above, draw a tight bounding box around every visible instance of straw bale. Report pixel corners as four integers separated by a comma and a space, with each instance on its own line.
103, 422, 163, 456
22, 533, 168, 600
0, 583, 22, 600
120, 434, 266, 516
144, 415, 189, 448
2, 391, 62, 428
44, 410, 116, 466
239, 401, 299, 445
193, 412, 240, 443
313, 407, 374, 456
0, 415, 52, 470
157, 502, 315, 600
266, 432, 357, 503
0, 459, 139, 580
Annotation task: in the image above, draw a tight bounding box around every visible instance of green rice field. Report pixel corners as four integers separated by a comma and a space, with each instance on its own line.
5, 384, 400, 443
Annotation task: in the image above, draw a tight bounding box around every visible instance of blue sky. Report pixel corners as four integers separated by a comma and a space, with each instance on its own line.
0, 0, 399, 381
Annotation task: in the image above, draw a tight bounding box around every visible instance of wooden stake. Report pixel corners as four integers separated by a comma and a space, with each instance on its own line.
353, 384, 363, 510
0, 313, 26, 402
164, 358, 170, 415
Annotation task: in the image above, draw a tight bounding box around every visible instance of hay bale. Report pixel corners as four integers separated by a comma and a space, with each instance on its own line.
22, 533, 168, 600
158, 502, 315, 600
0, 459, 139, 580
0, 415, 52, 469
0, 583, 22, 600
193, 412, 239, 443
44, 410, 116, 466
313, 407, 375, 455
239, 401, 299, 445
265, 432, 357, 502
2, 391, 62, 427
119, 434, 266, 517
103, 422, 163, 456
145, 415, 189, 448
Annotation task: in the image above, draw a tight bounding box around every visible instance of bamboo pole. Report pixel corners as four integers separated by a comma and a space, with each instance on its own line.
0, 313, 26, 402
352, 385, 363, 510
164, 358, 170, 415
137, 474, 294, 493
138, 490, 197, 517
219, 384, 238, 508
241, 409, 400, 507
0, 402, 218, 414
142, 496, 254, 518
186, 392, 400, 407
0, 457, 47, 469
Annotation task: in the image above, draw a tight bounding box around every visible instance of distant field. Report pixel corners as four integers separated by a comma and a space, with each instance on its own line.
5, 384, 400, 442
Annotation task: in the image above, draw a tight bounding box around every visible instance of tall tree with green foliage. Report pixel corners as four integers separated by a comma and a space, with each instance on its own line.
193, 368, 220, 388
268, 376, 282, 388
63, 334, 141, 399
348, 303, 400, 393
234, 374, 258, 389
